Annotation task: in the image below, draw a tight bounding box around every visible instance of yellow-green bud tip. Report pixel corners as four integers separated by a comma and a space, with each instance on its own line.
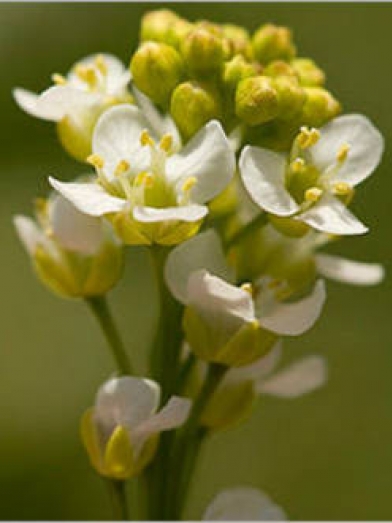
235, 75, 280, 126
252, 24, 296, 64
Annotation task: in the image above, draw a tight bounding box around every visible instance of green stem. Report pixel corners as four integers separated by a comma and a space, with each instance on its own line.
86, 295, 133, 376
106, 479, 129, 520
167, 362, 227, 519
225, 212, 268, 250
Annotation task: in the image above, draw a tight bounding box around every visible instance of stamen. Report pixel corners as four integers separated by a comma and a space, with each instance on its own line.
51, 73, 67, 85
241, 282, 253, 295
336, 143, 350, 163
115, 160, 131, 176
291, 157, 305, 173
182, 176, 197, 193
75, 64, 97, 88
296, 126, 320, 149
140, 130, 155, 147
159, 134, 173, 153
94, 54, 108, 76
86, 154, 105, 169
308, 128, 320, 146
135, 171, 154, 188
305, 187, 323, 202
333, 181, 352, 196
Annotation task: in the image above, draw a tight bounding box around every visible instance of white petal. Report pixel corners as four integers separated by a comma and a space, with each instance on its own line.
257, 280, 326, 336
203, 487, 286, 521
298, 193, 368, 236
13, 88, 60, 122
49, 194, 105, 255
225, 341, 282, 385
95, 376, 160, 438
166, 121, 235, 204
315, 253, 384, 286
187, 270, 256, 335
13, 215, 48, 255
228, 124, 243, 153
92, 104, 151, 180
132, 86, 181, 150
257, 355, 327, 398
39, 85, 101, 120
133, 204, 208, 223
164, 229, 234, 305
240, 145, 299, 217
309, 114, 384, 186
49, 177, 127, 217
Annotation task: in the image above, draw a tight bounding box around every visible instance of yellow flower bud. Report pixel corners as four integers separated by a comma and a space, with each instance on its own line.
140, 9, 179, 43
235, 76, 280, 126
170, 81, 222, 140
130, 42, 184, 105
252, 24, 296, 64
300, 87, 341, 128
274, 76, 306, 121
264, 60, 297, 79
222, 55, 257, 93
291, 58, 325, 87
221, 24, 252, 58
181, 27, 225, 76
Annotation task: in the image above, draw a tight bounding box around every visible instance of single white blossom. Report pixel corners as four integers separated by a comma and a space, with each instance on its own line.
239, 114, 384, 236
203, 486, 286, 521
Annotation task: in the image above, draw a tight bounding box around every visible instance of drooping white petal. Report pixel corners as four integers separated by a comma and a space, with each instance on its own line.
95, 377, 160, 438
92, 104, 151, 180
166, 121, 235, 204
164, 229, 234, 304
13, 88, 61, 122
203, 487, 286, 521
257, 355, 327, 398
240, 145, 299, 217
13, 215, 50, 255
39, 85, 101, 120
256, 280, 326, 336
298, 193, 368, 236
132, 86, 181, 150
224, 341, 282, 386
133, 204, 208, 223
309, 114, 384, 186
315, 254, 384, 286
187, 270, 256, 335
49, 177, 127, 217
49, 194, 105, 255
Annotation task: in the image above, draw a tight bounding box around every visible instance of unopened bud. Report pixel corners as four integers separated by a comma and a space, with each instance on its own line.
264, 60, 297, 79
301, 87, 341, 127
235, 76, 279, 126
274, 76, 306, 120
291, 58, 325, 87
222, 55, 257, 92
252, 24, 296, 64
221, 24, 252, 58
140, 9, 179, 43
130, 42, 184, 105
181, 28, 225, 76
171, 81, 222, 140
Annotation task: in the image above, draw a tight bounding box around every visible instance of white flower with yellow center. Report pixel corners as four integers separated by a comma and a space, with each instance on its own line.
239, 114, 384, 235
203, 487, 286, 521
49, 104, 235, 246
13, 54, 132, 161
81, 376, 191, 480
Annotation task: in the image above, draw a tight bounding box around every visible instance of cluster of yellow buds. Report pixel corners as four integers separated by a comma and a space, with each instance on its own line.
130, 9, 341, 148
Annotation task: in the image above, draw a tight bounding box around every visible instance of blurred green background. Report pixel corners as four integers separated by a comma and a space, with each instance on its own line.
0, 2, 391, 520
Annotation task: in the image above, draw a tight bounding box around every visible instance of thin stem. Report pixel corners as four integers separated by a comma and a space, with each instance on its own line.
167, 362, 227, 519
175, 352, 196, 394
86, 295, 133, 376
106, 479, 129, 520
225, 212, 268, 250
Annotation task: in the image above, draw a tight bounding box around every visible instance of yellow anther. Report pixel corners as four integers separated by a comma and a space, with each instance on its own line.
159, 134, 173, 153
291, 157, 305, 173
140, 130, 155, 147
86, 154, 105, 169
336, 143, 350, 163
297, 126, 320, 149
305, 186, 323, 202
94, 54, 108, 76
115, 160, 131, 176
241, 282, 253, 295
51, 73, 67, 85
308, 128, 320, 146
135, 171, 154, 187
182, 176, 197, 193
333, 181, 352, 196
75, 64, 97, 87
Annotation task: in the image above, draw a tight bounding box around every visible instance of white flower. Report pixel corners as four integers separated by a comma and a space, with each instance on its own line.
239, 114, 384, 236
14, 190, 123, 297
203, 486, 286, 521
165, 229, 326, 339
49, 104, 235, 245
13, 53, 131, 123
81, 376, 191, 479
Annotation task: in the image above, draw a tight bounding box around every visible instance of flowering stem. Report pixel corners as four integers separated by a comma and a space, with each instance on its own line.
167, 362, 227, 519
106, 479, 129, 520
225, 212, 268, 249
86, 295, 133, 376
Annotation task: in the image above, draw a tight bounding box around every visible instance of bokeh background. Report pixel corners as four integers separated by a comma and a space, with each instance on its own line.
1, 2, 391, 520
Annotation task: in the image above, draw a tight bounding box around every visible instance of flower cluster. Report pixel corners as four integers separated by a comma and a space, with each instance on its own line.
13, 9, 384, 521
